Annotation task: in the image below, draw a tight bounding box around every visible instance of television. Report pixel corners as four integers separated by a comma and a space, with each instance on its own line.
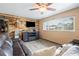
26, 21, 35, 27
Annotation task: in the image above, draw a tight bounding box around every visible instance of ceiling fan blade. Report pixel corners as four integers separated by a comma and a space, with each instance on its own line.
47, 3, 52, 6
47, 8, 56, 11
29, 8, 39, 10
36, 3, 41, 6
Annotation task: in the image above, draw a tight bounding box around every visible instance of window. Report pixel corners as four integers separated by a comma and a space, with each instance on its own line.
43, 16, 75, 31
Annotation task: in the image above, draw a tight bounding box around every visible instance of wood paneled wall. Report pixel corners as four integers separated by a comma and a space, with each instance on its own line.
0, 13, 39, 37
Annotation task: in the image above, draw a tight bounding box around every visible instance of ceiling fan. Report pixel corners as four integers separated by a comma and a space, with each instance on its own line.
29, 3, 56, 14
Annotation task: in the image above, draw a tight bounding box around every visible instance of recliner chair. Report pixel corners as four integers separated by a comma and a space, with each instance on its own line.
0, 34, 13, 56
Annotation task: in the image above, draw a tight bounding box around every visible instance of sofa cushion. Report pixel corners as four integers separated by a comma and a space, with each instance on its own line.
5, 39, 13, 47
1, 41, 13, 56
62, 46, 79, 56
0, 48, 6, 56
0, 35, 6, 47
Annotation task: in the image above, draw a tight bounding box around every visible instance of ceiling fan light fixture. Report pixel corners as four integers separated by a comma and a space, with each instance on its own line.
39, 7, 47, 11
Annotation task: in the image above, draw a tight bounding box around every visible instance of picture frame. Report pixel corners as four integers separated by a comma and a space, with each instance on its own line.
43, 16, 75, 32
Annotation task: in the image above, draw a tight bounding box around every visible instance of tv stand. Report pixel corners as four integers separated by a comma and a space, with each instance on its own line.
22, 32, 38, 42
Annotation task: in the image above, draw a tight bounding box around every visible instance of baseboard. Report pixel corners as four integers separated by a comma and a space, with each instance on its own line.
39, 38, 62, 46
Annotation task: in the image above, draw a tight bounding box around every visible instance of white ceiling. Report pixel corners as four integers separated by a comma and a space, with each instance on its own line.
0, 3, 79, 20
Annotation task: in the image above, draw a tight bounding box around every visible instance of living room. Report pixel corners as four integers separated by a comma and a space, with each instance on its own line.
0, 3, 79, 56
